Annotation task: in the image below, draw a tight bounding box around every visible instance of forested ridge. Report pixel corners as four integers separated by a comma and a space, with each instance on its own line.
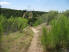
0, 8, 47, 18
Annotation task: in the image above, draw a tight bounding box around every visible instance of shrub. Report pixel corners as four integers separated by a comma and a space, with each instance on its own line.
15, 17, 28, 32
0, 15, 28, 34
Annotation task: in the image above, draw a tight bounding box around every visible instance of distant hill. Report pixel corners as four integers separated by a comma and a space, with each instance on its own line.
0, 8, 47, 18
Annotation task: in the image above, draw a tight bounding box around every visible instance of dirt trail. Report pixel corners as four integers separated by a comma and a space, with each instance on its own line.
27, 27, 43, 52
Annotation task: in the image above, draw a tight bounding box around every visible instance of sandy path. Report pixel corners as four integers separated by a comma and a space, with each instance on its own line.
27, 27, 43, 52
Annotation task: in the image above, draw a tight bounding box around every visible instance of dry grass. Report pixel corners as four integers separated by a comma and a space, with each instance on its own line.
1, 27, 33, 52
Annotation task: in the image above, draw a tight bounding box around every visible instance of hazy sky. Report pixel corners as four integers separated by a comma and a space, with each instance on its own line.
0, 0, 69, 11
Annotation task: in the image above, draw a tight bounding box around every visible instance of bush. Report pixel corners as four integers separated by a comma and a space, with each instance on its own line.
15, 17, 28, 32
0, 15, 28, 34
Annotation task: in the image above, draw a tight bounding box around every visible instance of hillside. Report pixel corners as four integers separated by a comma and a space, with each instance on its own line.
0, 8, 47, 18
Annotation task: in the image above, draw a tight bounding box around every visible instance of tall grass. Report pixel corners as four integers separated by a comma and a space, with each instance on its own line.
41, 26, 47, 46
41, 14, 69, 52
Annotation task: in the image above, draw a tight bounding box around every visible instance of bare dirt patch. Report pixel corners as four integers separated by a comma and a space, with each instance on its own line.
27, 27, 43, 52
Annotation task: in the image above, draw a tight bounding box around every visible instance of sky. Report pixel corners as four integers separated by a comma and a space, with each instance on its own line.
0, 0, 69, 11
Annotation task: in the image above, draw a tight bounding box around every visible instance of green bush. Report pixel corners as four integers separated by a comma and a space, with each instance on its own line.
0, 15, 28, 34
0, 23, 3, 42
33, 18, 43, 26
15, 17, 28, 32
0, 15, 6, 33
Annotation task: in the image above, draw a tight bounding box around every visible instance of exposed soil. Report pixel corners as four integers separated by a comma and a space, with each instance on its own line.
27, 27, 43, 52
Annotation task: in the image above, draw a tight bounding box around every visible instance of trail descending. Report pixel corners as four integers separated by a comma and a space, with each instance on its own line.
27, 27, 43, 52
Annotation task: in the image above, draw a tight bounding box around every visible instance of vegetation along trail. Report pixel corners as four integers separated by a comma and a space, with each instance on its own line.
27, 26, 43, 52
